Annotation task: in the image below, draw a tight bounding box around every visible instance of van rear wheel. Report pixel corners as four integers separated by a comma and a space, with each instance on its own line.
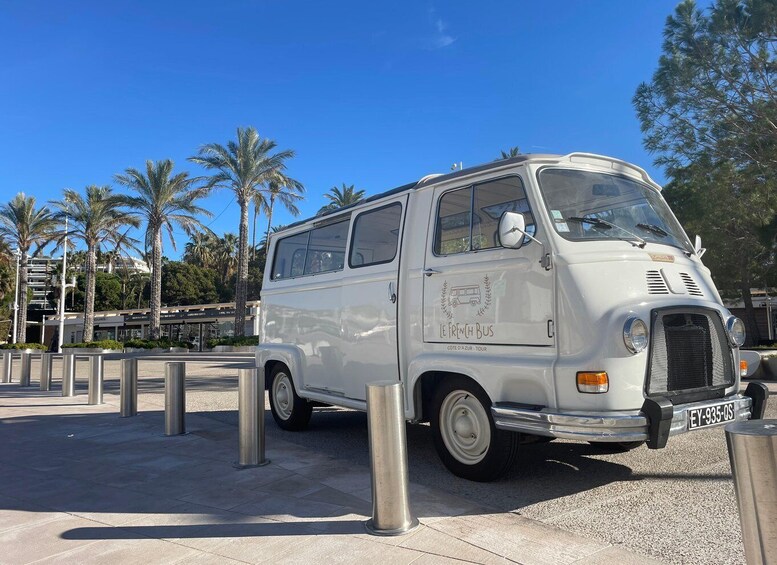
430, 377, 519, 482
268, 365, 312, 431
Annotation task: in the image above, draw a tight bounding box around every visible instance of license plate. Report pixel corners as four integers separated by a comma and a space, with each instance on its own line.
687, 401, 736, 430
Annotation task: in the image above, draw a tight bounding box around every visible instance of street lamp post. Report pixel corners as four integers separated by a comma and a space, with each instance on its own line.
57, 217, 75, 353
11, 248, 20, 344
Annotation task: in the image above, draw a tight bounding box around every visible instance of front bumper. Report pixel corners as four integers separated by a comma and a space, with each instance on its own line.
491, 383, 769, 448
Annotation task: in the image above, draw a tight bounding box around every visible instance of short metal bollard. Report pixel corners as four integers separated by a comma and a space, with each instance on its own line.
39, 353, 53, 391
120, 358, 138, 417
62, 353, 75, 397
364, 381, 419, 536
726, 419, 777, 565
165, 362, 186, 435
2, 351, 12, 383
19, 351, 32, 387
237, 368, 270, 468
88, 355, 104, 405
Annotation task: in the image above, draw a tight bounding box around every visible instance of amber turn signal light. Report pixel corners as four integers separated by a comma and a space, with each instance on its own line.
740, 360, 748, 377
577, 371, 609, 393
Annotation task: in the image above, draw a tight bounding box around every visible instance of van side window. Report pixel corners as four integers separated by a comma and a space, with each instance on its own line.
304, 220, 349, 275
349, 203, 402, 268
473, 177, 534, 250
435, 187, 472, 255
434, 176, 533, 255
272, 231, 310, 280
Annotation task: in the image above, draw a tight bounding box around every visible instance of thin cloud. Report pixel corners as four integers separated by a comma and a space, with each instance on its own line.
428, 7, 456, 49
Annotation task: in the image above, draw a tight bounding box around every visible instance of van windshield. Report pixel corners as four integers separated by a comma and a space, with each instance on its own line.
538, 168, 693, 254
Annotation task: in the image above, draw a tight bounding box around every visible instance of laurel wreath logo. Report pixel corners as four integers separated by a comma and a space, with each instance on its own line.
440, 281, 453, 319
477, 275, 493, 317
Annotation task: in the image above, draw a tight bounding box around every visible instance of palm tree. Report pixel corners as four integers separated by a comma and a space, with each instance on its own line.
213, 233, 239, 284
190, 127, 300, 336
184, 231, 217, 269
50, 186, 139, 342
254, 177, 304, 256
259, 225, 286, 249
115, 160, 211, 339
0, 193, 57, 343
497, 147, 521, 160
318, 184, 365, 214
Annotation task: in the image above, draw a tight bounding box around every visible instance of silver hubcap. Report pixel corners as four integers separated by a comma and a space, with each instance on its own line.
439, 390, 491, 465
272, 373, 293, 420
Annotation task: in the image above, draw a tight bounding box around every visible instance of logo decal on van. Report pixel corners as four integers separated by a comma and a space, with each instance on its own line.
440, 275, 493, 319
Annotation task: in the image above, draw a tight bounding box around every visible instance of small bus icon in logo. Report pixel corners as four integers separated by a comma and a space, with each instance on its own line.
450, 285, 481, 307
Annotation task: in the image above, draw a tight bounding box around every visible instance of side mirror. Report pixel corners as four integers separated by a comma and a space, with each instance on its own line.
694, 235, 706, 258
499, 211, 526, 249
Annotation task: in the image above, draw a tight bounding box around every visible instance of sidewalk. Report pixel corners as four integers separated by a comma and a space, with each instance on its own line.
0, 382, 659, 565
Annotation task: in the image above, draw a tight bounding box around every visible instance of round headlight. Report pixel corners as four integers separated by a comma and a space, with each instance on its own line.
726, 316, 746, 347
624, 317, 649, 354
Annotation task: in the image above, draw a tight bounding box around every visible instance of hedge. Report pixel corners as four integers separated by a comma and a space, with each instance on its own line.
206, 335, 260, 349
0, 343, 48, 350
66, 339, 124, 350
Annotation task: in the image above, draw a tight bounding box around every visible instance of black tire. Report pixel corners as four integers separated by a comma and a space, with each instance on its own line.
268, 364, 312, 431
588, 440, 645, 452
430, 376, 519, 482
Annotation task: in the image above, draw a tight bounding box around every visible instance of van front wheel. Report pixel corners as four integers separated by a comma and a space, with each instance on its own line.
269, 365, 312, 431
430, 377, 518, 481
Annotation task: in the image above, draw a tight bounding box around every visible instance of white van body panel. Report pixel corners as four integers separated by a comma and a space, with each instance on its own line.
258, 152, 761, 447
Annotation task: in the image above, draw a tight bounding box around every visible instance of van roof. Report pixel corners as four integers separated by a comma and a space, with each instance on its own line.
277, 152, 656, 235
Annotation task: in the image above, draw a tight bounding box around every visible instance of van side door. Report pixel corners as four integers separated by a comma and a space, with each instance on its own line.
423, 174, 554, 346
340, 196, 408, 400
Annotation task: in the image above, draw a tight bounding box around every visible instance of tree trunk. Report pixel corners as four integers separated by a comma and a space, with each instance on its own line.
83, 246, 97, 342
17, 250, 29, 344
234, 199, 249, 337
149, 229, 162, 340
265, 197, 275, 250
251, 203, 257, 262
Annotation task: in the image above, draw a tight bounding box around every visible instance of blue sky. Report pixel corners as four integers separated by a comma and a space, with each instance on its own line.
1, 1, 696, 258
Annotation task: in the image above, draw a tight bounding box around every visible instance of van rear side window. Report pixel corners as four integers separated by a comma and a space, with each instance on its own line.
271, 219, 350, 280
272, 231, 309, 280
349, 203, 402, 268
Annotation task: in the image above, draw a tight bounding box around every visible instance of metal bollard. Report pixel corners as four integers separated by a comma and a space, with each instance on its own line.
237, 368, 270, 467
88, 355, 104, 405
2, 351, 12, 383
364, 381, 419, 536
165, 362, 186, 435
726, 419, 777, 565
120, 358, 138, 417
62, 353, 75, 397
19, 351, 32, 387
39, 353, 53, 391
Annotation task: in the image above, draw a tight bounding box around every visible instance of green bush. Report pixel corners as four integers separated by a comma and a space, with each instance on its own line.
206, 335, 260, 349
0, 342, 48, 350
123, 338, 193, 350
66, 339, 124, 350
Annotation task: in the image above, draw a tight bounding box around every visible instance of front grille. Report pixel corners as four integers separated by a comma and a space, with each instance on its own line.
647, 308, 733, 398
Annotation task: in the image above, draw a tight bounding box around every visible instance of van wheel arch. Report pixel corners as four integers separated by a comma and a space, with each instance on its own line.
267, 362, 312, 431
425, 373, 519, 481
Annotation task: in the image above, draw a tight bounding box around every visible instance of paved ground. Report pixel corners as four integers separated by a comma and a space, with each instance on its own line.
1, 355, 773, 564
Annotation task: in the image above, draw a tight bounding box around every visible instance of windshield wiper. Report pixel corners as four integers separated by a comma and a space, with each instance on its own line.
636, 223, 668, 237
567, 216, 647, 248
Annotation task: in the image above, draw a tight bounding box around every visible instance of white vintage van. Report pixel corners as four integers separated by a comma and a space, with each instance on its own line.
256, 153, 769, 481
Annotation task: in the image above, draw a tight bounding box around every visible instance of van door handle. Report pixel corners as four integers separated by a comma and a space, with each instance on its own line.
424, 268, 441, 277
388, 282, 397, 303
